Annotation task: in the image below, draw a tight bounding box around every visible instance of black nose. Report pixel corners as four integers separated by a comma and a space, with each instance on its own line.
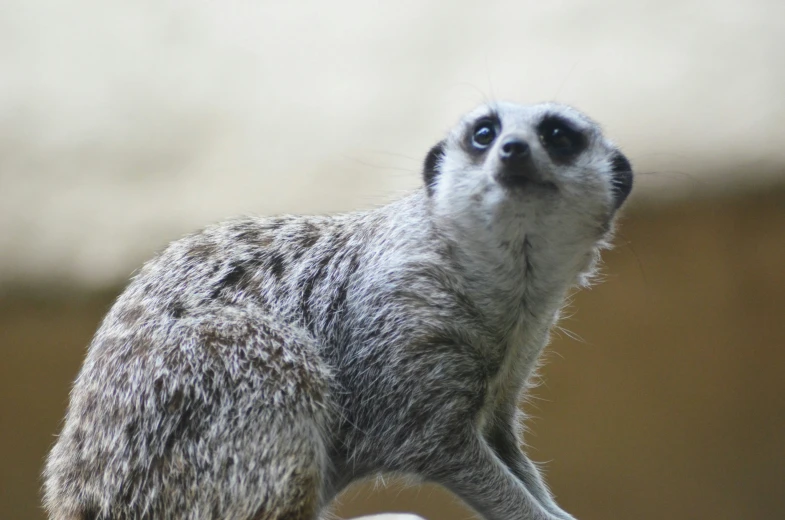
500, 139, 530, 165
498, 138, 537, 186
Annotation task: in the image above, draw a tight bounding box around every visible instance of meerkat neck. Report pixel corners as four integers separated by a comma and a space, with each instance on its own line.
425, 198, 596, 335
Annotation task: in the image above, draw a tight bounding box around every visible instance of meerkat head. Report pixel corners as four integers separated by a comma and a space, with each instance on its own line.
423, 102, 633, 246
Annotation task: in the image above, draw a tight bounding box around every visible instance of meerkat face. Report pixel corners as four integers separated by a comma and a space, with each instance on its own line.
423, 102, 633, 241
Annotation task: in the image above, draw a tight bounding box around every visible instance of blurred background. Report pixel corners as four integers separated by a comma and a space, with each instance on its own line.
1, 1, 784, 519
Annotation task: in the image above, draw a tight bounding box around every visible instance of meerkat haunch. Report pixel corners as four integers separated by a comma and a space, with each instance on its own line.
44, 102, 633, 520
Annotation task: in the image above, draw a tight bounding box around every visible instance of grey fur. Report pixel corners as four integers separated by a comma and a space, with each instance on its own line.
43, 102, 633, 520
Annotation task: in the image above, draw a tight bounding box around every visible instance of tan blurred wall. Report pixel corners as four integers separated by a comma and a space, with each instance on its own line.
2, 188, 784, 520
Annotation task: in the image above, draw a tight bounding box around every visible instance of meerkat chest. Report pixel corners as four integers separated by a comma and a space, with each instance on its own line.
476, 318, 551, 432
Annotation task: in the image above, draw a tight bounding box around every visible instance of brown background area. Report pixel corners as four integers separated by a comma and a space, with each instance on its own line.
2, 189, 783, 520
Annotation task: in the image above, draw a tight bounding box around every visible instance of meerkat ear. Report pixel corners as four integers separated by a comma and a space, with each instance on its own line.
609, 151, 633, 210
422, 140, 446, 196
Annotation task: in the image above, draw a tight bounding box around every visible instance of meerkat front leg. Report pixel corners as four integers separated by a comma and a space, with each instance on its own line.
485, 404, 576, 520
427, 429, 565, 520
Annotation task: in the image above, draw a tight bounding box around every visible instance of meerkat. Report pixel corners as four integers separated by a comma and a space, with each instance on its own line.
43, 101, 633, 520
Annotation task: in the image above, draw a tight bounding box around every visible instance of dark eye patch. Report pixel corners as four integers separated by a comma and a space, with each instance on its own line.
538, 115, 587, 163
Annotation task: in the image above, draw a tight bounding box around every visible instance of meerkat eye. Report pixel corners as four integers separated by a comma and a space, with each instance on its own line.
544, 127, 573, 150
538, 116, 586, 158
472, 120, 497, 148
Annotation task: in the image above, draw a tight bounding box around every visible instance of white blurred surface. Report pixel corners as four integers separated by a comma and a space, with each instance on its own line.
1, 0, 784, 290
